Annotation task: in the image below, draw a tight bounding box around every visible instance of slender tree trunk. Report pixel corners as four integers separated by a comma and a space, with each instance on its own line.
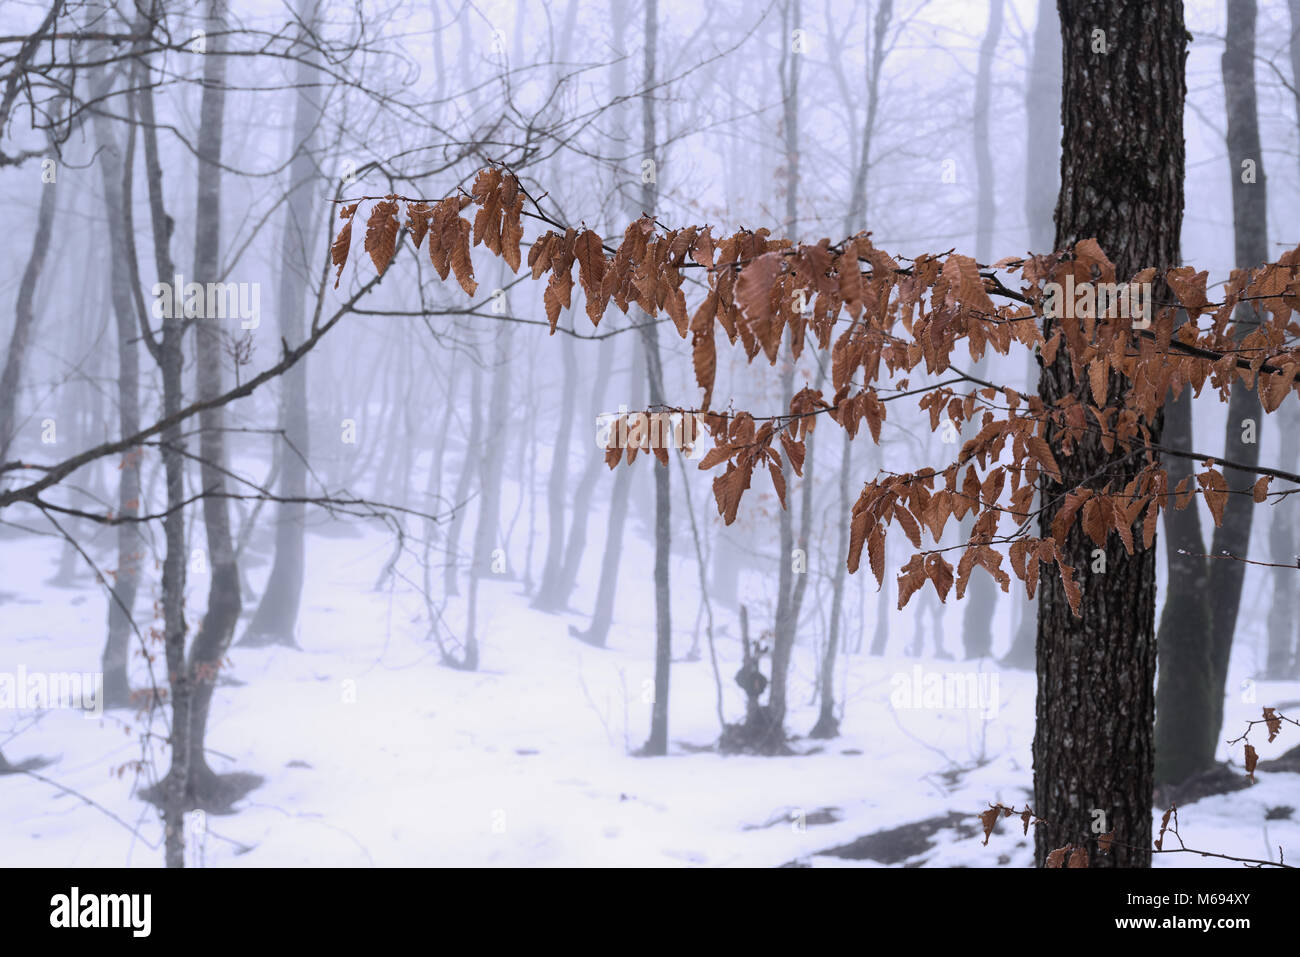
133, 24, 190, 866
1154, 0, 1267, 786
1264, 403, 1299, 676
1004, 0, 1060, 671
533, 328, 577, 609
961, 0, 1003, 660
554, 334, 615, 605
1206, 0, 1267, 742
167, 0, 242, 824
638, 0, 671, 757
472, 292, 514, 584
91, 68, 142, 709
0, 151, 57, 464
1034, 0, 1185, 868
762, 0, 803, 748
443, 354, 483, 597
243, 0, 322, 647
811, 430, 851, 738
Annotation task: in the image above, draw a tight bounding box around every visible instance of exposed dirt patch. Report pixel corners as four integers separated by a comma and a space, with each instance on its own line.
810, 811, 974, 864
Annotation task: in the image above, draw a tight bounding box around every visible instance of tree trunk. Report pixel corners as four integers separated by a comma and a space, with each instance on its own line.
165, 0, 242, 834
533, 328, 577, 610
553, 334, 615, 606
1153, 0, 1267, 786
1003, 0, 1059, 671
91, 68, 142, 709
761, 0, 803, 748
811, 430, 851, 738
242, 0, 322, 648
443, 354, 483, 597
132, 24, 191, 866
961, 0, 1003, 660
1034, 0, 1185, 868
1205, 0, 1267, 744
637, 0, 671, 757
472, 291, 514, 585
1265, 403, 1300, 678
0, 150, 57, 464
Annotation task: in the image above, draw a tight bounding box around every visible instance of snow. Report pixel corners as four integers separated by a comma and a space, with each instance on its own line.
1, 513, 1297, 868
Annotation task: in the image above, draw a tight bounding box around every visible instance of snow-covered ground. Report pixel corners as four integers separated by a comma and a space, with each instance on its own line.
1, 512, 1297, 868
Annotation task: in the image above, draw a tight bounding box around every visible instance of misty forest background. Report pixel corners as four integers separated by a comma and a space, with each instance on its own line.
1, 0, 1299, 867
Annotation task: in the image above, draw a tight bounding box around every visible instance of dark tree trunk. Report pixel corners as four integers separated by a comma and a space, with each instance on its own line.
1205, 0, 1267, 741
133, 27, 191, 867
1034, 0, 1185, 868
1154, 0, 1267, 786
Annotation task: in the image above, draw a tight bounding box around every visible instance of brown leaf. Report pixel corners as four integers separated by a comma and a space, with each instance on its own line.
979, 806, 1002, 846
769, 460, 787, 508
1059, 561, 1082, 617
734, 251, 783, 325
1197, 468, 1228, 527
1263, 707, 1282, 743
896, 553, 928, 609
1244, 743, 1258, 781
867, 524, 885, 586
1027, 435, 1061, 481
1154, 806, 1173, 851
692, 327, 716, 409
924, 553, 954, 603
1067, 846, 1089, 868
331, 218, 353, 289
575, 229, 607, 297
449, 216, 477, 297
364, 198, 400, 275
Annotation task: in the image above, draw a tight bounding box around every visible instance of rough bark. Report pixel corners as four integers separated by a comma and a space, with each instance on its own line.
1034, 0, 1185, 868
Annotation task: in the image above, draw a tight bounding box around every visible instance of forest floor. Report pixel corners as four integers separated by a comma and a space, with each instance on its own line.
1, 513, 1298, 868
